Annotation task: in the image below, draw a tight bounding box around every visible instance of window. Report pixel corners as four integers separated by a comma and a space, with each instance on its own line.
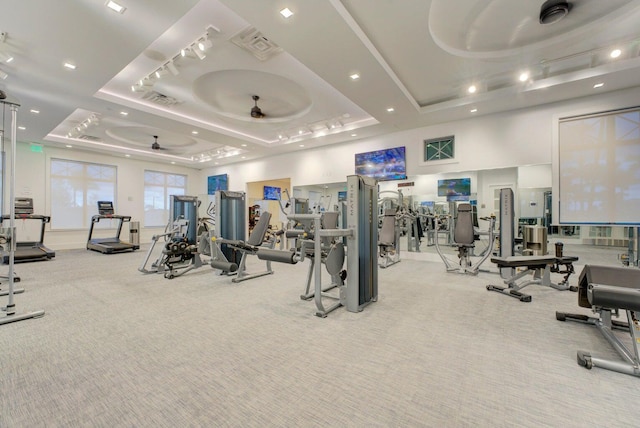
50, 159, 117, 229
424, 135, 455, 162
144, 170, 187, 226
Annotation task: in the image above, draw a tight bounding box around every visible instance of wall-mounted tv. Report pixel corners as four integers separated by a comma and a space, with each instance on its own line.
338, 191, 347, 202
437, 178, 471, 199
207, 174, 228, 195
263, 186, 281, 201
355, 146, 407, 181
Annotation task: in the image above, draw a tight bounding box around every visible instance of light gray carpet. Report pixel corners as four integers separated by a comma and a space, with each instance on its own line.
1, 243, 639, 427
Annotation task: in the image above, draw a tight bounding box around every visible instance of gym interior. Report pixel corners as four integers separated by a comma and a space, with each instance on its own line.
2, 1, 640, 426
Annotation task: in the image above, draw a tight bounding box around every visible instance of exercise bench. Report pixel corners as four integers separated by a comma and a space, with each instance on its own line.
487, 255, 578, 302
556, 265, 640, 377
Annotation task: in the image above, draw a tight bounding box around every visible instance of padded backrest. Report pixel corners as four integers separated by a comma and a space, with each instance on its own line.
247, 211, 272, 246
320, 211, 340, 246
321, 212, 339, 229
379, 210, 396, 246
454, 203, 474, 245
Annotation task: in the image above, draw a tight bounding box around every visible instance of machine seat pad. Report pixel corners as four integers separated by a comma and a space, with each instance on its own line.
589, 284, 640, 312
491, 255, 556, 268
578, 265, 640, 309
217, 239, 259, 253
555, 256, 579, 264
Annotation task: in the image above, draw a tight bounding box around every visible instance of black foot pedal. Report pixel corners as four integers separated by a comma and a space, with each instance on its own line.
487, 284, 531, 302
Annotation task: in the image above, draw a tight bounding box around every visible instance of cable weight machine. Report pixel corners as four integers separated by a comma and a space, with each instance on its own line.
0, 94, 44, 324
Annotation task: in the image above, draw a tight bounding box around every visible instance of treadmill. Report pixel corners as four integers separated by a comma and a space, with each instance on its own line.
86, 201, 139, 254
1, 197, 55, 263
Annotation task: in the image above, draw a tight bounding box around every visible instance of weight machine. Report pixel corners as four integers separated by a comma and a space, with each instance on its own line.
269, 175, 378, 317
0, 94, 44, 324
433, 203, 496, 275
139, 195, 224, 279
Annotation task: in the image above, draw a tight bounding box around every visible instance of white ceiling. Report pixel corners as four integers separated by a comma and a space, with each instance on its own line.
2, 0, 640, 168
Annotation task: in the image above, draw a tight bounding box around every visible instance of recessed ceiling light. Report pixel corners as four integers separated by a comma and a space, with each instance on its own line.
468, 85, 477, 94
280, 7, 294, 18
106, 1, 126, 14
241, 156, 246, 159
470, 108, 478, 113
125, 154, 131, 158
171, 161, 176, 165
5, 56, 14, 63
610, 49, 622, 58
350, 73, 360, 80
30, 109, 39, 114
241, 144, 247, 147
191, 131, 198, 135
214, 162, 219, 165
351, 133, 357, 137
66, 144, 73, 148
18, 126, 25, 130
299, 144, 304, 147
386, 107, 395, 113
119, 111, 128, 116
519, 72, 529, 82
593, 82, 604, 89
63, 62, 76, 70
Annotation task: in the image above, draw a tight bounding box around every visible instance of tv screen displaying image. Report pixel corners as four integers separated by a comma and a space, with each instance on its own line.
263, 186, 281, 201
207, 174, 228, 195
446, 194, 470, 202
338, 191, 347, 202
355, 146, 407, 181
437, 178, 471, 197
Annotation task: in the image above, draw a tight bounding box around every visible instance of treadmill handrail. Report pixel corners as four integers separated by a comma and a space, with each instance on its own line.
1, 214, 51, 223
91, 214, 132, 223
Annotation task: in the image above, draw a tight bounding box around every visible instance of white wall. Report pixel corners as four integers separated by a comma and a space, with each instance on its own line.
8, 143, 200, 249
8, 86, 640, 250
204, 86, 640, 223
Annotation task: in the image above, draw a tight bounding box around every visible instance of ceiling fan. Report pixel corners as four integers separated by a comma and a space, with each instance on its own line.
151, 135, 168, 151
251, 95, 265, 118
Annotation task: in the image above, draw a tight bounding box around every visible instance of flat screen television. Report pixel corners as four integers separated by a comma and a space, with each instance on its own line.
207, 174, 228, 195
338, 191, 347, 202
438, 178, 471, 198
355, 146, 407, 181
263, 186, 281, 201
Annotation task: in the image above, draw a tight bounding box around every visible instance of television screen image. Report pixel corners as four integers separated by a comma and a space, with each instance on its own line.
446, 194, 470, 202
437, 178, 471, 197
420, 201, 435, 208
338, 191, 347, 202
207, 174, 229, 195
355, 146, 407, 181
263, 186, 281, 201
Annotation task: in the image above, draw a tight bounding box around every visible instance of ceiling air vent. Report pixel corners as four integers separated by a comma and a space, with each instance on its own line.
230, 26, 283, 61
142, 91, 182, 107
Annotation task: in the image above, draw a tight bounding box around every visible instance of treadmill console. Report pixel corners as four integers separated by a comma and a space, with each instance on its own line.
15, 197, 34, 215
97, 201, 115, 215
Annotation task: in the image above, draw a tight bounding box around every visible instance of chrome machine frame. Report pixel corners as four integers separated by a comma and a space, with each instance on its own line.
287, 175, 378, 317
0, 96, 44, 324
